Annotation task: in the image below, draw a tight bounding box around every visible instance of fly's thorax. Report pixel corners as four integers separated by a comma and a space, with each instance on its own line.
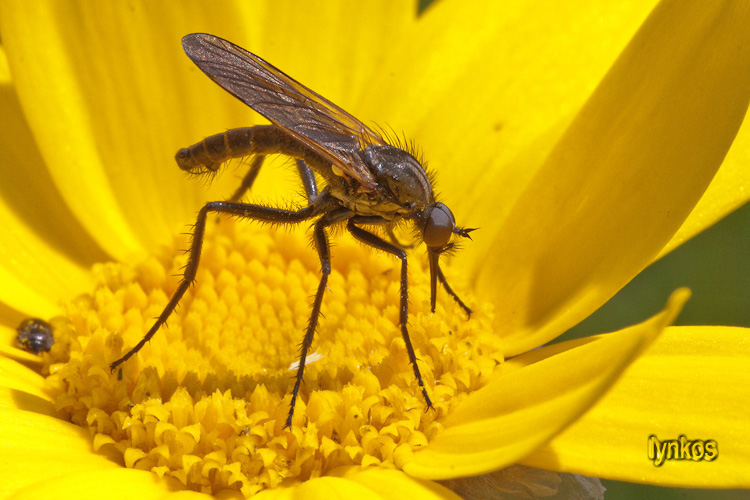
328, 185, 408, 219
363, 145, 432, 212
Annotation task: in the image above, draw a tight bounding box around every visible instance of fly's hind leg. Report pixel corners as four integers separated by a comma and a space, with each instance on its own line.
109, 200, 317, 372
229, 157, 318, 206
228, 155, 265, 203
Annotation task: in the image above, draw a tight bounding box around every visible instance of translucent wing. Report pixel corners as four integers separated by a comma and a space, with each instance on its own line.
182, 33, 386, 190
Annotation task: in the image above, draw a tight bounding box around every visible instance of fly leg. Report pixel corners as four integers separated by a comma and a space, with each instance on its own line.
435, 264, 472, 316
229, 158, 318, 204
295, 159, 318, 204
386, 226, 414, 250
346, 217, 434, 411
228, 155, 265, 203
286, 207, 352, 427
109, 200, 318, 372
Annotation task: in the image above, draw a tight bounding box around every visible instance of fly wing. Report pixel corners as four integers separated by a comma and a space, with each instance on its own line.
182, 33, 385, 190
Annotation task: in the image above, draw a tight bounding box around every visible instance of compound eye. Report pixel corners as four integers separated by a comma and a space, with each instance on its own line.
423, 203, 455, 248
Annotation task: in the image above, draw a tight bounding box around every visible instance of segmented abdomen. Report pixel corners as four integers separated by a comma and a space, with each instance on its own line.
175, 127, 258, 175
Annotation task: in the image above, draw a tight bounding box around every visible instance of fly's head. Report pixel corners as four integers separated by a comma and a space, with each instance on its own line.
363, 144, 475, 311
418, 202, 476, 312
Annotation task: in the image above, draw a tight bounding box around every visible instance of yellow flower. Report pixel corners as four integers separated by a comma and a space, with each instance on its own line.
1, 1, 749, 499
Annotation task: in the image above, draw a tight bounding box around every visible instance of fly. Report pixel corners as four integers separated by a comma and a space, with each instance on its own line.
110, 33, 475, 427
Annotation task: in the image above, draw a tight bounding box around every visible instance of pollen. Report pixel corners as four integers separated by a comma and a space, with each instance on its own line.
42, 218, 501, 496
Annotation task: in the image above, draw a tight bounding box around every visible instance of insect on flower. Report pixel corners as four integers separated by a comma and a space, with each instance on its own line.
16, 318, 54, 355
110, 33, 475, 427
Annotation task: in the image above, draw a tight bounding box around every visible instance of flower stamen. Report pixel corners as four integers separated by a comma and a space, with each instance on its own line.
43, 218, 499, 495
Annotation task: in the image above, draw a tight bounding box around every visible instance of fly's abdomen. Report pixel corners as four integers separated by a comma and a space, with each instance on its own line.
176, 125, 305, 175
175, 127, 252, 174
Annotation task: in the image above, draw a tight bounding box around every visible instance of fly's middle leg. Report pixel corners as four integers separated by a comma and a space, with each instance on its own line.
286, 207, 352, 428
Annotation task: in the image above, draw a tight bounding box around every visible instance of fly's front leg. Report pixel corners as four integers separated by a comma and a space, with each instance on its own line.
109, 200, 317, 372
436, 264, 472, 316
346, 217, 434, 411
386, 226, 414, 250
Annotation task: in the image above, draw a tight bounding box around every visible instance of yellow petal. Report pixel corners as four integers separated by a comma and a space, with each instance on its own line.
10, 468, 186, 500
521, 325, 750, 488
1, 3, 148, 259
657, 118, 750, 258
0, 1, 265, 257
0, 343, 44, 368
0, 52, 97, 316
472, 1, 750, 355
283, 477, 382, 500
331, 466, 462, 499
165, 492, 213, 500
0, 355, 47, 400
401, 289, 688, 479
274, 470, 459, 500
0, 385, 56, 417
0, 409, 120, 496
0, 324, 19, 353
362, 0, 659, 216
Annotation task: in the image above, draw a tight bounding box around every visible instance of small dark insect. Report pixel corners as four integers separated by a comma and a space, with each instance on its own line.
111, 33, 475, 427
17, 318, 54, 355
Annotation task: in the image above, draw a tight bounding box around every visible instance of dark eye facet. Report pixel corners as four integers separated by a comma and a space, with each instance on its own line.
423, 203, 455, 248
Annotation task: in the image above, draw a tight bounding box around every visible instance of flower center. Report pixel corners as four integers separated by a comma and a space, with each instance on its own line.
43, 218, 500, 496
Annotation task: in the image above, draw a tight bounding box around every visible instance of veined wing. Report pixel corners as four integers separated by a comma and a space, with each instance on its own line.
182, 33, 386, 190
